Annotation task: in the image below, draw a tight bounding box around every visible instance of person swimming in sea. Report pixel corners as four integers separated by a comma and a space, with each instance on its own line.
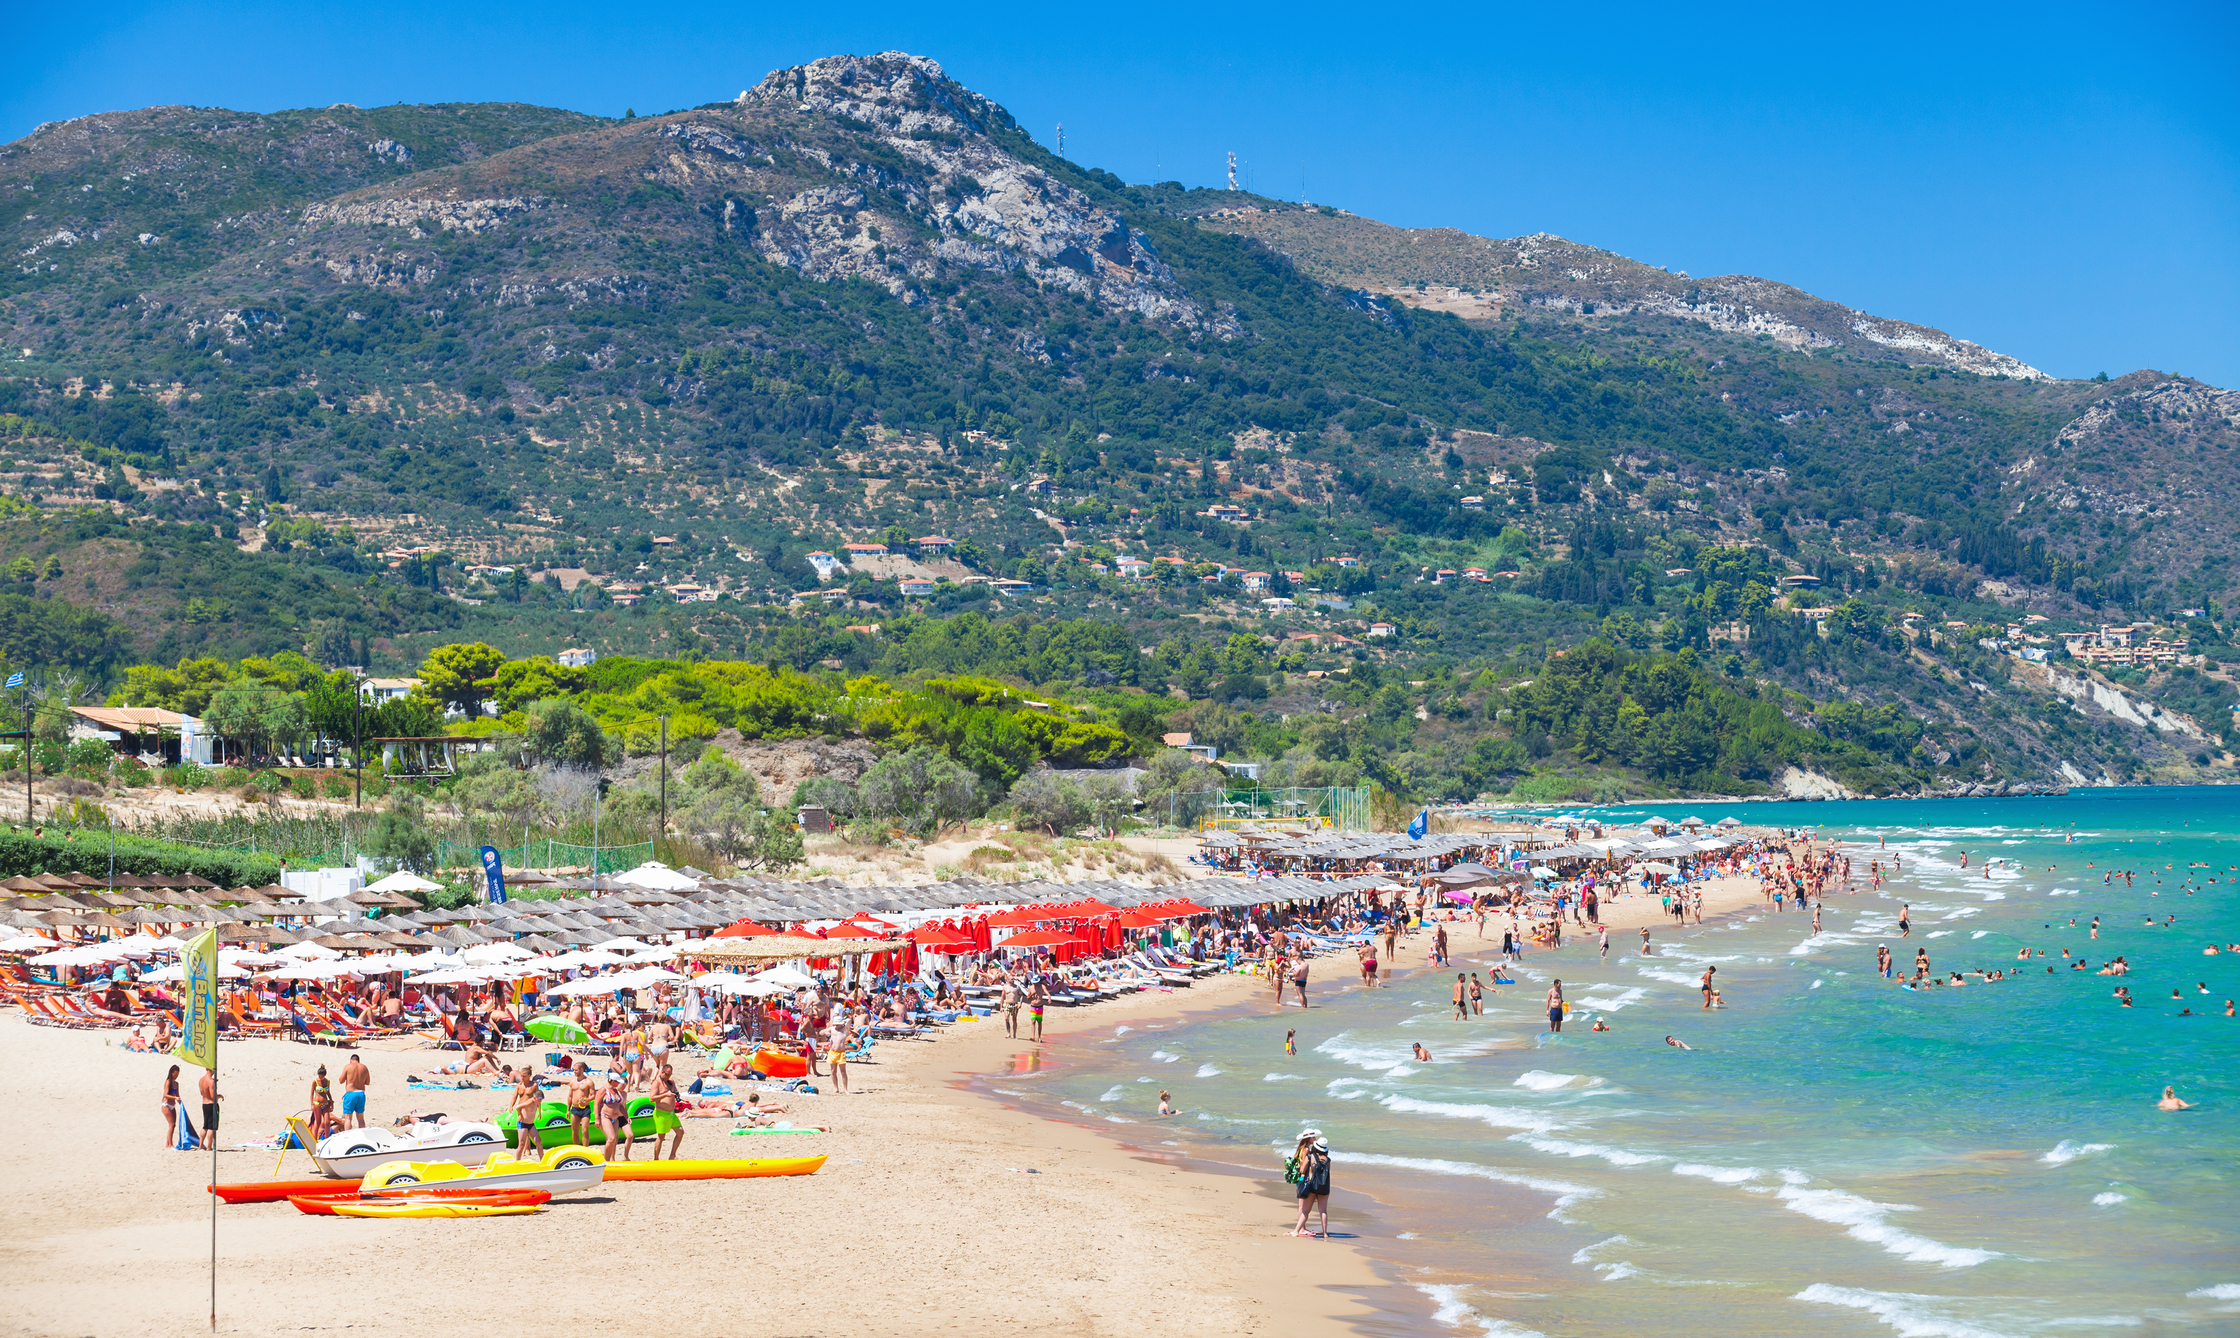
2156, 1086, 2193, 1111
1665, 1036, 1692, 1050
1412, 1043, 1432, 1062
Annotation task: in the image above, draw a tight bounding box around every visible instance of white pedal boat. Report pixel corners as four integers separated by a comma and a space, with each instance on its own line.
298, 1117, 510, 1180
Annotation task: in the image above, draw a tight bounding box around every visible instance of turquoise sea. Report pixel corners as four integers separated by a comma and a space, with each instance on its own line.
979, 786, 2239, 1337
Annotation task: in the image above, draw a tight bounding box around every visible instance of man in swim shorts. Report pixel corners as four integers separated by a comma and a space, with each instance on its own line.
339, 1053, 370, 1128
649, 1064, 684, 1158
198, 1067, 220, 1151
1027, 978, 1047, 1042
1546, 980, 1564, 1033
567, 1063, 597, 1145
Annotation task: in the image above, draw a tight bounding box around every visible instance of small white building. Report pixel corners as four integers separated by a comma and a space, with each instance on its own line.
361, 677, 420, 704
1367, 622, 1396, 638
805, 551, 844, 580
557, 648, 597, 668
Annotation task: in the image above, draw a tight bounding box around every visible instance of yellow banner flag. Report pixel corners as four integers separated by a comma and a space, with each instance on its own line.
176, 926, 218, 1071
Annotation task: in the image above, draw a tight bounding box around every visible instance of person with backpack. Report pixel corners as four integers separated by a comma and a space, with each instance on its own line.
1288, 1128, 1332, 1238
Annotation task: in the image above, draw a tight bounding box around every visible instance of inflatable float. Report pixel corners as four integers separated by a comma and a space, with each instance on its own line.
500, 1096, 658, 1149
753, 1050, 809, 1078
329, 1201, 542, 1219
604, 1154, 826, 1182
288, 1190, 550, 1216
359, 1144, 607, 1196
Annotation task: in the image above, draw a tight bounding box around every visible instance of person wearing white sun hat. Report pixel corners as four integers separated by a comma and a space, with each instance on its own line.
1290, 1128, 1332, 1238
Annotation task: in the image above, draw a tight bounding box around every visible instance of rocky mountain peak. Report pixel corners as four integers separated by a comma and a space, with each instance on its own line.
725, 52, 1201, 326
741, 51, 999, 139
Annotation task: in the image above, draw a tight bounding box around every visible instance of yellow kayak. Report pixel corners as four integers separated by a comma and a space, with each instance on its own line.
329, 1202, 542, 1219
604, 1155, 827, 1182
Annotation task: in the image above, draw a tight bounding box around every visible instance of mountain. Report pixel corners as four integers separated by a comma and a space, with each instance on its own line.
1192, 204, 2049, 378
0, 51, 2233, 800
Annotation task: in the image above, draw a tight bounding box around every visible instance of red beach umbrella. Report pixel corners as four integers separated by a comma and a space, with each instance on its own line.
995, 928, 1075, 950
984, 905, 1056, 928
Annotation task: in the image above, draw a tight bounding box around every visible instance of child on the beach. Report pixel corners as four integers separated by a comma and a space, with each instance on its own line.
1158, 1090, 1175, 1116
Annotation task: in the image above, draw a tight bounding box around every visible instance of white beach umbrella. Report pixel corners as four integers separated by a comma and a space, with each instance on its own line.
279, 941, 341, 959
364, 870, 444, 893
611, 862, 699, 891
755, 964, 819, 990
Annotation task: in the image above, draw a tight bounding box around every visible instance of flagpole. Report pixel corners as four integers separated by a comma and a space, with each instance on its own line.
210, 1056, 217, 1332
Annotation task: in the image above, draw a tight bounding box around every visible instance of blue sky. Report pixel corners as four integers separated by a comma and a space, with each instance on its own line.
8, 2, 2236, 386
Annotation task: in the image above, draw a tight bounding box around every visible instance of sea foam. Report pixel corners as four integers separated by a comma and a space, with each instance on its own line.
1342, 1151, 1598, 1212
1793, 1283, 2020, 1338
2185, 1284, 2240, 1299
1379, 1093, 1570, 1134
1510, 1132, 1666, 1167
1194, 1063, 1222, 1078
1512, 1070, 1599, 1092
1776, 1179, 2000, 1268
1415, 1283, 1550, 1337
1672, 1162, 1763, 1185
2039, 1140, 2114, 1165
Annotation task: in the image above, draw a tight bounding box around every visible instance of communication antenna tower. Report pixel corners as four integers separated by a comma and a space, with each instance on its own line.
1226, 151, 1237, 191
1056, 123, 1065, 158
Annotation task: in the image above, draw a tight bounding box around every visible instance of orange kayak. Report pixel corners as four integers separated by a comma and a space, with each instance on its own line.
288, 1190, 551, 1215
604, 1155, 826, 1182
213, 1178, 345, 1205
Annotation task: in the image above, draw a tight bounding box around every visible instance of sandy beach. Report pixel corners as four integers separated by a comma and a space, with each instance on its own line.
0, 869, 1780, 1337
0, 967, 1388, 1338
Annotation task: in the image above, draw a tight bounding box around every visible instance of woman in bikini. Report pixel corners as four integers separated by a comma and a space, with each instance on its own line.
621, 1022, 647, 1089
598, 1074, 633, 1161
308, 1064, 335, 1143
161, 1065, 181, 1150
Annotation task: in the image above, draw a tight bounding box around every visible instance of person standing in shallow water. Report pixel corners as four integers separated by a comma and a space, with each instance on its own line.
1546, 979, 1565, 1033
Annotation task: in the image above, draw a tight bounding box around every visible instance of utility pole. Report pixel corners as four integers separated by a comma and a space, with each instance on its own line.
349, 667, 365, 810
658, 715, 668, 846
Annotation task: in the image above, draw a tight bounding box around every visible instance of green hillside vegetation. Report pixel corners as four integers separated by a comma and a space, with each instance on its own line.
0, 53, 2229, 802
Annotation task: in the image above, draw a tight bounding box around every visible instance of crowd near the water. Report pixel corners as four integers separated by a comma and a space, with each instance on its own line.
5, 814, 2223, 1251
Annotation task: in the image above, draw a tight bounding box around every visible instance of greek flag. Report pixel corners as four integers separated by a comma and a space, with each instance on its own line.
4, 673, 20, 689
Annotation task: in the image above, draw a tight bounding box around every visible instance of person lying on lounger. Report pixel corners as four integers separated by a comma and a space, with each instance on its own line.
426, 1047, 500, 1076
